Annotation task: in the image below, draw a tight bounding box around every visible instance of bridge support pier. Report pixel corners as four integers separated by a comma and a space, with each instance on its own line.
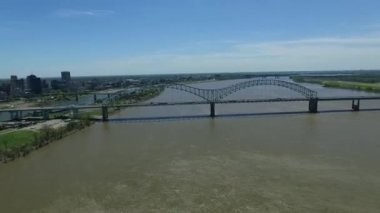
10, 111, 15, 120
93, 94, 97, 103
210, 102, 215, 118
42, 110, 49, 120
10, 111, 21, 120
102, 106, 109, 121
352, 99, 360, 111
75, 93, 79, 102
308, 98, 318, 113
72, 108, 79, 119
32, 111, 38, 117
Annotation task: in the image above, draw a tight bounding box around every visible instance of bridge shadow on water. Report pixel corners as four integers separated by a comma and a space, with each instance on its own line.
103, 108, 380, 123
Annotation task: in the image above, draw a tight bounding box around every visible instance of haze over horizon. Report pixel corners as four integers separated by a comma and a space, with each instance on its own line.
1, 0, 380, 78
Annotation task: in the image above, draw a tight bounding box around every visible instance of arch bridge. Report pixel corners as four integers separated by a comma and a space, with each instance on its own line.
167, 79, 317, 102
167, 79, 319, 117
0, 80, 326, 121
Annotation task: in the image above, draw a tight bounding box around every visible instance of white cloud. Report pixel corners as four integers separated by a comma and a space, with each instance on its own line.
55, 9, 115, 18
69, 35, 380, 75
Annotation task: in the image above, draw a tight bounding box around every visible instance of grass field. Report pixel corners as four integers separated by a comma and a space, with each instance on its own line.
323, 80, 380, 92
0, 130, 36, 151
292, 76, 380, 93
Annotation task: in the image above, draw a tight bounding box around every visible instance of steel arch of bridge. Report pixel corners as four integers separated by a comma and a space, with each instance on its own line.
167, 79, 318, 102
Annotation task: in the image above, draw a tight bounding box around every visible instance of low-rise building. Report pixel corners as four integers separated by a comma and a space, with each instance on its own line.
0, 91, 8, 101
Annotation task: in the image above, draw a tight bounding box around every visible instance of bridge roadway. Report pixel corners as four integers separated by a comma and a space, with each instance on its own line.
1, 96, 380, 121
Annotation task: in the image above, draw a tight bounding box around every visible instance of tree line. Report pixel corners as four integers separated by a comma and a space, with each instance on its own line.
0, 118, 92, 163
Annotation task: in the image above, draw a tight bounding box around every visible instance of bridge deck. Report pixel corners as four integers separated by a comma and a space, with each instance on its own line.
1, 96, 380, 113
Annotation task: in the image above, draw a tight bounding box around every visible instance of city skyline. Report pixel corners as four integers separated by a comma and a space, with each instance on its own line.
1, 0, 380, 78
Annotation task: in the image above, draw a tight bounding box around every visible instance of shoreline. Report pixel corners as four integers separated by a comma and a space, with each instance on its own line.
0, 119, 92, 163
0, 87, 164, 163
291, 76, 380, 93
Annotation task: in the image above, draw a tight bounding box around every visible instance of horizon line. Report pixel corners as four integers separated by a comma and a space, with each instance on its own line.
1, 69, 380, 80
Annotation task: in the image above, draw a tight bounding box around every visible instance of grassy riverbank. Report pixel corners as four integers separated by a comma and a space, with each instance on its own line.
323, 81, 380, 92
292, 76, 380, 93
0, 130, 35, 151
0, 119, 92, 163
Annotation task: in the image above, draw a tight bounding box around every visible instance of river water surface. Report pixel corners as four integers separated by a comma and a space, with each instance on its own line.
1, 79, 380, 212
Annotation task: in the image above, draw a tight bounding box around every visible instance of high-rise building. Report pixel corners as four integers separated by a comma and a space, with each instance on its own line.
61, 71, 71, 82
17, 78, 25, 92
10, 75, 25, 96
26, 74, 42, 94
10, 75, 18, 95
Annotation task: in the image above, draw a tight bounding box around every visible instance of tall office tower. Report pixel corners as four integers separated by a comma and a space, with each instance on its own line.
26, 74, 42, 94
10, 75, 18, 96
10, 75, 25, 96
61, 71, 71, 82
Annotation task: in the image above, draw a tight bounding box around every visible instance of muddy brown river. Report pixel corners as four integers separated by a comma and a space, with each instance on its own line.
1, 79, 380, 212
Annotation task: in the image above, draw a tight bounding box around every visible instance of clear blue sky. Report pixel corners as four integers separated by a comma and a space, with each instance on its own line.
1, 0, 380, 78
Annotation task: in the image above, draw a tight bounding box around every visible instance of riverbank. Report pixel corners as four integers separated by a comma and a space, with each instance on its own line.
0, 119, 92, 163
292, 76, 380, 93
0, 87, 164, 163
